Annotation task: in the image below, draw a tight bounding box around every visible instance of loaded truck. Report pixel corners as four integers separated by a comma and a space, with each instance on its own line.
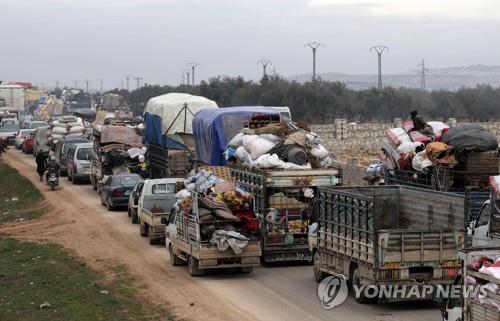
90, 123, 143, 190
137, 178, 180, 244
385, 150, 499, 222
313, 185, 466, 303
231, 166, 341, 263
165, 191, 261, 276
143, 93, 218, 178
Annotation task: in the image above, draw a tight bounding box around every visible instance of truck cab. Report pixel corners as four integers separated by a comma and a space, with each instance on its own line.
137, 178, 180, 244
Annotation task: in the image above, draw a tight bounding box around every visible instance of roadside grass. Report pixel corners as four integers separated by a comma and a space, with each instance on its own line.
0, 238, 177, 321
0, 163, 48, 224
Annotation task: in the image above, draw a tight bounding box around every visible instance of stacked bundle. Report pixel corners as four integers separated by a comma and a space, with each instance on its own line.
175, 170, 259, 254
47, 116, 88, 145
35, 95, 64, 122
225, 121, 332, 170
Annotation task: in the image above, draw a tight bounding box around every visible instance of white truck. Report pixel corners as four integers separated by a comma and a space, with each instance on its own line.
138, 178, 180, 244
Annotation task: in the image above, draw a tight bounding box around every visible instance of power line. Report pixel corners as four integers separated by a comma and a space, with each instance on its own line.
257, 59, 272, 78
304, 42, 325, 82
371, 45, 389, 89
186, 62, 200, 86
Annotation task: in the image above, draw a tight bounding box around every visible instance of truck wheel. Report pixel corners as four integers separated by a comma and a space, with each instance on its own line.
240, 267, 253, 274
313, 251, 327, 282
91, 177, 97, 190
351, 268, 369, 304
139, 221, 148, 237
132, 212, 138, 224
188, 256, 204, 276
127, 208, 131, 217
51, 184, 55, 191
169, 245, 183, 266
148, 226, 156, 245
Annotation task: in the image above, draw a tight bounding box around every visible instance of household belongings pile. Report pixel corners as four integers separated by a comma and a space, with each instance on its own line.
382, 121, 498, 175
47, 115, 88, 145
175, 169, 259, 255
92, 124, 145, 175
35, 95, 64, 122
466, 253, 500, 311
225, 120, 332, 170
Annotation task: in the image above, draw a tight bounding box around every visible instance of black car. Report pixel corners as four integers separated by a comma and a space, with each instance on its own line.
99, 174, 143, 211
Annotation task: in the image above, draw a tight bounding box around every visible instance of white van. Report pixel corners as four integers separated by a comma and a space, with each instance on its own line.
66, 142, 93, 183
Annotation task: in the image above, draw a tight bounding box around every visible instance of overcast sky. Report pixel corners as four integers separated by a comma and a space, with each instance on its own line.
2, 0, 499, 89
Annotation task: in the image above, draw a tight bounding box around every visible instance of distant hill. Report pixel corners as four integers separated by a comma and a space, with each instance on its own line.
289, 65, 500, 90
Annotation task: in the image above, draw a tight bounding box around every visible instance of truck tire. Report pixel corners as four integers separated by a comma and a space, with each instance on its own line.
169, 245, 183, 266
132, 212, 138, 224
148, 226, 156, 245
188, 256, 204, 276
127, 208, 131, 217
313, 251, 327, 282
351, 268, 369, 304
240, 267, 253, 273
91, 176, 97, 190
139, 221, 148, 237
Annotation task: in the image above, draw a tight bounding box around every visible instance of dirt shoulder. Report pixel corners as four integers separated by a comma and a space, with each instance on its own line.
0, 150, 255, 321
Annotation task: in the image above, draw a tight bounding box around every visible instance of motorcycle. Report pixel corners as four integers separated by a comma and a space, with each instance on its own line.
46, 168, 59, 191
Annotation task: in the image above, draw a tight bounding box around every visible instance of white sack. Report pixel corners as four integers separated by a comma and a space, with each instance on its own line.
127, 147, 142, 159
52, 122, 68, 129
235, 146, 254, 167
241, 134, 258, 147
244, 137, 276, 159
53, 127, 68, 135
66, 133, 84, 138
258, 134, 282, 143
428, 121, 449, 137
412, 151, 433, 172
52, 133, 64, 139
228, 133, 245, 147
69, 126, 85, 134
175, 189, 191, 199
397, 142, 424, 154
255, 154, 312, 170
311, 144, 329, 159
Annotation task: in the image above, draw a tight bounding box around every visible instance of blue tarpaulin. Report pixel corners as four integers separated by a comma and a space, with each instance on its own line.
144, 112, 187, 149
192, 107, 281, 165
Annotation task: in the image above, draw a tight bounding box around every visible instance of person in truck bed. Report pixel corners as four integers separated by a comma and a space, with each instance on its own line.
410, 110, 433, 136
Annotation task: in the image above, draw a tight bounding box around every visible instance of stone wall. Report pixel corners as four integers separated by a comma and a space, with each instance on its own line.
311, 119, 500, 156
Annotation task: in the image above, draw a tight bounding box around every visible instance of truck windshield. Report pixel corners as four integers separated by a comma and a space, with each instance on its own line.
76, 148, 91, 160
0, 124, 19, 132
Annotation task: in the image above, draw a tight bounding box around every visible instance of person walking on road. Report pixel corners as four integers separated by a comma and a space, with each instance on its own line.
36, 152, 48, 181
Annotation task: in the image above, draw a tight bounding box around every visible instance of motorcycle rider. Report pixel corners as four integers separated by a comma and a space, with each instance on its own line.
36, 151, 48, 181
45, 155, 60, 182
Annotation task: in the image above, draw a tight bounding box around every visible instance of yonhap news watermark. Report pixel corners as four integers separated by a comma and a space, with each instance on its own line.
317, 275, 487, 309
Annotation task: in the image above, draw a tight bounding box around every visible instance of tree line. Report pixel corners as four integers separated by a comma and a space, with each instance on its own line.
107, 76, 500, 123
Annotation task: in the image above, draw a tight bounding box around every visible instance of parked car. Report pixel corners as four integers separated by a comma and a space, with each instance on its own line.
28, 121, 48, 129
54, 137, 90, 176
99, 173, 143, 210
22, 134, 34, 154
15, 129, 35, 149
33, 126, 49, 156
66, 142, 93, 183
128, 181, 145, 223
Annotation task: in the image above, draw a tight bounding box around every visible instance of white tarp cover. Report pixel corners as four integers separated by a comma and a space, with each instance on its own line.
144, 93, 218, 135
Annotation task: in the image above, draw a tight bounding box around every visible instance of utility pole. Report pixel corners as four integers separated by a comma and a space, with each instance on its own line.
125, 74, 133, 92
134, 77, 143, 89
418, 59, 427, 90
257, 59, 272, 78
304, 42, 325, 82
186, 62, 200, 86
85, 80, 90, 93
97, 79, 104, 93
56, 81, 59, 89
74, 81, 78, 89
371, 45, 389, 89
184, 69, 191, 86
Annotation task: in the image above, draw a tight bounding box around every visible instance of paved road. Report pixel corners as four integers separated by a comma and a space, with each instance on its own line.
3, 149, 441, 321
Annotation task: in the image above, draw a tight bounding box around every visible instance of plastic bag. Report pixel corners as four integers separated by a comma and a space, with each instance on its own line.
311, 144, 329, 159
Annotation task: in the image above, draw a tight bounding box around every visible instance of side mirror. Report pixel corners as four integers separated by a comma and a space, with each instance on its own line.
160, 216, 169, 225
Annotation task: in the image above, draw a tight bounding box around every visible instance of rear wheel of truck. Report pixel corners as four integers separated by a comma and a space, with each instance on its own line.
127, 208, 131, 217
188, 256, 204, 276
139, 221, 148, 237
169, 245, 183, 266
148, 226, 156, 245
91, 176, 97, 190
132, 212, 138, 224
313, 251, 327, 282
351, 268, 369, 304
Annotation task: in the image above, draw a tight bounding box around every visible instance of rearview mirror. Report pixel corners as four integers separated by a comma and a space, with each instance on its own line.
160, 217, 169, 225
